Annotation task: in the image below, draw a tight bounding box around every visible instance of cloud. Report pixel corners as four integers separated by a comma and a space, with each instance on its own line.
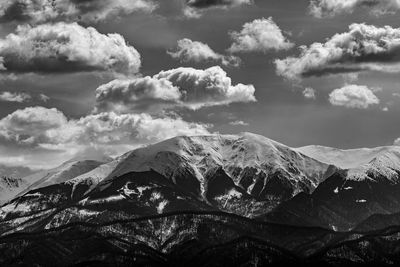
0, 91, 31, 103
168, 38, 241, 67
309, 0, 400, 18
95, 77, 181, 113
184, 0, 252, 18
95, 66, 256, 113
39, 94, 50, 102
393, 136, 400, 146
0, 107, 72, 145
76, 112, 209, 147
303, 87, 316, 100
275, 23, 400, 81
0, 106, 209, 147
0, 106, 210, 169
229, 120, 249, 126
0, 22, 141, 75
329, 84, 380, 109
228, 17, 294, 54
0, 0, 157, 24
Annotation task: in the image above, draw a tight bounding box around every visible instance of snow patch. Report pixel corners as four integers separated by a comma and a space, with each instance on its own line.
333, 187, 339, 194
78, 209, 100, 217
157, 200, 168, 214
86, 195, 124, 204
150, 192, 162, 201
216, 189, 242, 201
24, 192, 42, 197
136, 186, 152, 197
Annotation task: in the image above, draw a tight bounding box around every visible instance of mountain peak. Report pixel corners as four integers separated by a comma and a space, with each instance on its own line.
296, 145, 398, 169
68, 132, 333, 204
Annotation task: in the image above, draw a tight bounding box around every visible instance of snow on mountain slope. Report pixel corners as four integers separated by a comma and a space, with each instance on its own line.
296, 145, 393, 169
70, 133, 334, 200
296, 145, 400, 181
348, 149, 400, 181
0, 133, 337, 230
0, 158, 112, 206
0, 166, 36, 205
24, 160, 111, 191
0, 177, 27, 206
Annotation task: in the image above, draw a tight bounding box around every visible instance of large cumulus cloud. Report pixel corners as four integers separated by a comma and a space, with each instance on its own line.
0, 22, 141, 75
0, 107, 74, 145
228, 17, 294, 54
168, 38, 241, 67
329, 84, 380, 109
275, 23, 400, 81
0, 106, 209, 168
309, 0, 400, 18
95, 66, 256, 113
0, 0, 156, 24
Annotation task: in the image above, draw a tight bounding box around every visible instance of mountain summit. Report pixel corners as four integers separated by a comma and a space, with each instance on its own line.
2, 133, 400, 265
2, 133, 400, 232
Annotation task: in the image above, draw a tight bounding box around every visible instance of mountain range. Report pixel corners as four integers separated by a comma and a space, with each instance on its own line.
2, 132, 400, 266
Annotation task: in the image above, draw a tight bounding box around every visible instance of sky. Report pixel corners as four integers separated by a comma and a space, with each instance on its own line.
1, 0, 400, 171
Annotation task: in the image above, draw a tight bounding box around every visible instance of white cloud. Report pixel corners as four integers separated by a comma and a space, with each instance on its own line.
184, 0, 252, 18
394, 137, 400, 146
0, 0, 157, 24
309, 0, 400, 18
0, 91, 31, 103
76, 112, 209, 145
95, 66, 256, 113
228, 17, 294, 54
95, 77, 181, 113
229, 120, 249, 126
39, 94, 50, 102
303, 87, 316, 100
0, 22, 141, 75
275, 23, 400, 81
329, 84, 380, 109
168, 38, 241, 67
0, 107, 72, 145
0, 106, 210, 169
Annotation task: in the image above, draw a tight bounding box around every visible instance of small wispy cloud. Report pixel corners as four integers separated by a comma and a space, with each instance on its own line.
229, 120, 249, 126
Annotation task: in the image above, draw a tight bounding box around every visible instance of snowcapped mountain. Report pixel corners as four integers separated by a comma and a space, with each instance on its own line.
296, 145, 394, 169
0, 157, 111, 206
266, 145, 400, 230
0, 176, 28, 206
71, 133, 334, 201
21, 158, 112, 193
0, 133, 335, 231
3, 133, 400, 236
0, 165, 35, 205
297, 145, 400, 181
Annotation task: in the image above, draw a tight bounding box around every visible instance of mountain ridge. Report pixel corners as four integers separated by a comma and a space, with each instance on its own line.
2, 133, 400, 265
3, 132, 400, 232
